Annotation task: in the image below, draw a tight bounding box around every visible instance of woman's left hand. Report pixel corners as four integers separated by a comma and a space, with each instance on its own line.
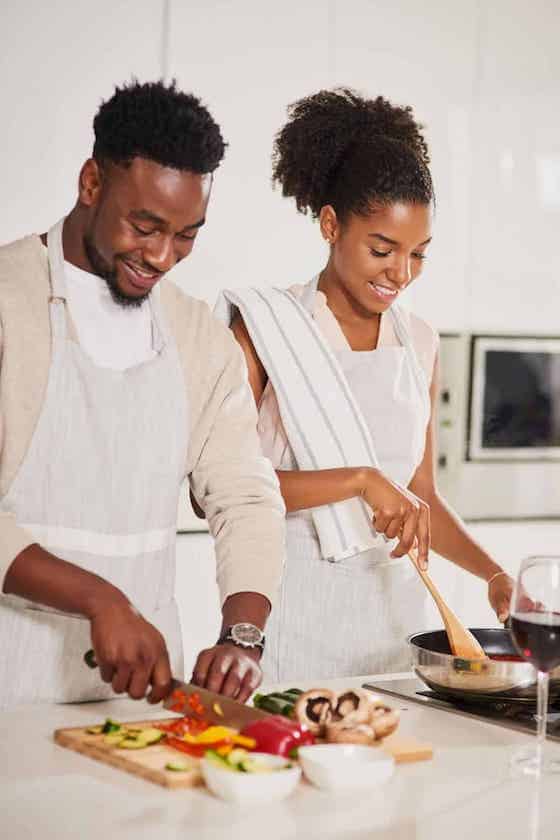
487, 572, 515, 624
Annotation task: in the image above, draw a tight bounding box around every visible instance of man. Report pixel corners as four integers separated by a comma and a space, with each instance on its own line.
0, 80, 285, 709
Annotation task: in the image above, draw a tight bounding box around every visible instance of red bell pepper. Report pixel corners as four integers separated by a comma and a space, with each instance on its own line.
167, 736, 231, 758
240, 715, 314, 758
155, 717, 209, 737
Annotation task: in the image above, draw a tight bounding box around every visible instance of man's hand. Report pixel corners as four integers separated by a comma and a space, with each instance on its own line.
191, 643, 262, 703
90, 595, 173, 703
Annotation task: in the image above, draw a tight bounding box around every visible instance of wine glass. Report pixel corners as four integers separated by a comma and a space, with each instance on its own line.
509, 555, 560, 776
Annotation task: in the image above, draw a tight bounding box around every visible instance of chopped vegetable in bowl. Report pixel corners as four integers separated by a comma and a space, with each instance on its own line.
205, 748, 293, 774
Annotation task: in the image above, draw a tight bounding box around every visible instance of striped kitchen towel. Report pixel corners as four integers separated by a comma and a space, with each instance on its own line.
215, 283, 382, 563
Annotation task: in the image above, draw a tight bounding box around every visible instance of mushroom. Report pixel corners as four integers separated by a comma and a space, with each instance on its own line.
325, 722, 376, 745
368, 703, 400, 739
331, 689, 373, 726
294, 689, 337, 735
326, 694, 400, 743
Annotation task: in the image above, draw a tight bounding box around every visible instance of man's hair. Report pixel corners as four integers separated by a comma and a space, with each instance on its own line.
93, 79, 226, 174
273, 88, 433, 221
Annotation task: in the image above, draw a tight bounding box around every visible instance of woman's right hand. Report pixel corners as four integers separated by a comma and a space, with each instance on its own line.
357, 467, 430, 569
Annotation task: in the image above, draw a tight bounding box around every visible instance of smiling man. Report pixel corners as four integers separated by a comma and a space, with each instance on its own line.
0, 80, 285, 709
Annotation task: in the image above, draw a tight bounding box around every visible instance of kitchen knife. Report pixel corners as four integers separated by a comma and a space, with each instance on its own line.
83, 649, 269, 729
163, 677, 269, 728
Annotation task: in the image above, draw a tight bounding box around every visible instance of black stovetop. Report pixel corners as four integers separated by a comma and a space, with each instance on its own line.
363, 677, 560, 742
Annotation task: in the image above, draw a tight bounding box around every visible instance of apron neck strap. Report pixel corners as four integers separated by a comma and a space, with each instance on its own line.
389, 304, 430, 399
300, 275, 320, 314
46, 218, 69, 340
46, 218, 68, 299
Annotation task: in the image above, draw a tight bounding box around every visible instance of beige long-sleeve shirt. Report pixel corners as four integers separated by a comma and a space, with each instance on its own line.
0, 234, 285, 606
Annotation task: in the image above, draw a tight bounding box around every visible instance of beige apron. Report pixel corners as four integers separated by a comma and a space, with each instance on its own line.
262, 283, 431, 682
0, 219, 188, 708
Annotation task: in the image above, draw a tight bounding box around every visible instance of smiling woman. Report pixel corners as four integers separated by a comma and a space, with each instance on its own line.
215, 87, 513, 682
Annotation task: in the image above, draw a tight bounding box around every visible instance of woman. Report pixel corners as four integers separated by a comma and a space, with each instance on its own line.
223, 89, 513, 681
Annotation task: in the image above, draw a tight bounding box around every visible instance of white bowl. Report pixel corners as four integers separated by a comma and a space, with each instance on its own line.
201, 752, 301, 804
298, 744, 395, 792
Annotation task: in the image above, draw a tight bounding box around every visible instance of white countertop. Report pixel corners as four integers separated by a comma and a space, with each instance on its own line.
2, 672, 559, 840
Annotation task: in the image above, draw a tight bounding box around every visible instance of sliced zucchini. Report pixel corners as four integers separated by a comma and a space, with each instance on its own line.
225, 748, 249, 768
165, 761, 194, 772
119, 737, 147, 750
134, 728, 166, 746
104, 732, 126, 746
204, 749, 233, 770
239, 757, 274, 774
101, 718, 122, 734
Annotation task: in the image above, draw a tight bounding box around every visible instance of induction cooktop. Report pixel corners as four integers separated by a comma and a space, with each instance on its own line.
363, 676, 560, 743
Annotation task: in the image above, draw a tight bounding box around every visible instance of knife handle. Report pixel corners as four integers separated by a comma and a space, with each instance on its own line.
84, 649, 98, 669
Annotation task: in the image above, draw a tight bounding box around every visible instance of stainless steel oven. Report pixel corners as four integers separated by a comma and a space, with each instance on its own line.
436, 333, 560, 520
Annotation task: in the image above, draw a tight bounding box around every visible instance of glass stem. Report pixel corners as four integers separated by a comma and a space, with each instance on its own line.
536, 669, 549, 770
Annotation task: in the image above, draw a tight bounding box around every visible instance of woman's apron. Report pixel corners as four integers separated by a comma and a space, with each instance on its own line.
0, 219, 188, 708
261, 287, 432, 682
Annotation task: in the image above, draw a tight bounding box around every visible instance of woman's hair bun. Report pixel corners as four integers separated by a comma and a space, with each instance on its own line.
273, 88, 433, 219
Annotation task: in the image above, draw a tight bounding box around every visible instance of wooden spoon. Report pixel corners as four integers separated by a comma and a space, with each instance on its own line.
408, 546, 488, 660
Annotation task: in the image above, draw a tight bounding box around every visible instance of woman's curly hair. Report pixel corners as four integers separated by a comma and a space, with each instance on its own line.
272, 88, 433, 220
93, 79, 226, 174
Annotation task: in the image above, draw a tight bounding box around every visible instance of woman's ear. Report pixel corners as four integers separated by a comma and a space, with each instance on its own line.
319, 205, 339, 245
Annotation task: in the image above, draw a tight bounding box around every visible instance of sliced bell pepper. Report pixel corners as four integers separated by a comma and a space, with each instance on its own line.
155, 717, 209, 737
183, 725, 237, 744
167, 736, 230, 758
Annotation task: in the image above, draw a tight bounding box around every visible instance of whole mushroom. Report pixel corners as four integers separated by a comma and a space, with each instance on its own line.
294, 689, 337, 736
331, 689, 374, 726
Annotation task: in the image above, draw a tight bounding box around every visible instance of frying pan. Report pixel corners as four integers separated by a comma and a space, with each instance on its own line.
409, 628, 560, 704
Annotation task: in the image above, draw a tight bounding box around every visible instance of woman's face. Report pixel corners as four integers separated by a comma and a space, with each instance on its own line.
322, 202, 432, 316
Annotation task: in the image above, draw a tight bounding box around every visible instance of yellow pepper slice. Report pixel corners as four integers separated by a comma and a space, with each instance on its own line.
183, 725, 237, 744
231, 735, 257, 749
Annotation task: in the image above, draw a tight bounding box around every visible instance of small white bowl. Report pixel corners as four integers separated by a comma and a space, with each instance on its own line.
298, 744, 395, 792
201, 752, 301, 804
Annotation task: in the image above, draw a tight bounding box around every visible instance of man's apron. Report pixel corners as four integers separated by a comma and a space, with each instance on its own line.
0, 219, 188, 708
261, 284, 432, 681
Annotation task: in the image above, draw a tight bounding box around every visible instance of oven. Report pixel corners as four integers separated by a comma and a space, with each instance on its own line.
436, 333, 560, 520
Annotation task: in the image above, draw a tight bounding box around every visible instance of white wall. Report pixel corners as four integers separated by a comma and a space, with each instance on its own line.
0, 1, 163, 242
3, 1, 559, 333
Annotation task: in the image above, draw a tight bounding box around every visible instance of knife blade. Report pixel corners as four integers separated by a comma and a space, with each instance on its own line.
164, 678, 270, 729
83, 649, 269, 729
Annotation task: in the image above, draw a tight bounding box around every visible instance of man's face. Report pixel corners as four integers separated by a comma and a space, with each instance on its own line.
82, 158, 212, 307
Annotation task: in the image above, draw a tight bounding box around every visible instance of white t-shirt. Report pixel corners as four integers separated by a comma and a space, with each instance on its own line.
63, 260, 156, 372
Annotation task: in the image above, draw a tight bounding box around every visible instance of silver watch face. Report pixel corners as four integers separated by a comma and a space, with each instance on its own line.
230, 623, 264, 646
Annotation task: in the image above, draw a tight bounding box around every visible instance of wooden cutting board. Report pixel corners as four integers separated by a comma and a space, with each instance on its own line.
54, 719, 203, 789
54, 718, 433, 790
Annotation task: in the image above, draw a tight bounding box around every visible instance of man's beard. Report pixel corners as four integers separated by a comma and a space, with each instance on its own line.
83, 234, 150, 309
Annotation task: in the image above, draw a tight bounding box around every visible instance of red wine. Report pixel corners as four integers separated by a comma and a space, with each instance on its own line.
510, 612, 560, 672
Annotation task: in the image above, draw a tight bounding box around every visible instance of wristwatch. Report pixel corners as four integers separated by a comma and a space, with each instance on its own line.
218, 622, 265, 652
